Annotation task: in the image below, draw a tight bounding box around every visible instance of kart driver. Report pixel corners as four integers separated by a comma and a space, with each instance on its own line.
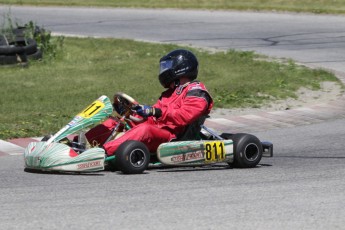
85, 49, 213, 155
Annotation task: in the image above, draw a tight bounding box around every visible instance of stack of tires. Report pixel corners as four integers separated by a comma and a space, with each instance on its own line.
0, 26, 43, 66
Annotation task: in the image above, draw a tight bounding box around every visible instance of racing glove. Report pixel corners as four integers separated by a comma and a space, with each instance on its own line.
133, 105, 162, 118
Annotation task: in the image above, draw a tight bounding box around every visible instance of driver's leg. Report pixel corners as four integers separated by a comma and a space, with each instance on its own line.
103, 123, 173, 155
85, 117, 119, 147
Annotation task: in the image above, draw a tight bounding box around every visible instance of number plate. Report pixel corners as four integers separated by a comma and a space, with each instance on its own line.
204, 141, 225, 162
79, 101, 105, 118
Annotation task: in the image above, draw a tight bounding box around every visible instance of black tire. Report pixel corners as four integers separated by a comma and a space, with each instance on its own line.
12, 27, 27, 36
1, 38, 37, 55
0, 45, 25, 55
114, 140, 150, 174
0, 55, 17, 65
224, 133, 263, 168
10, 38, 38, 55
0, 34, 8, 46
28, 49, 42, 60
0, 53, 27, 65
13, 26, 43, 38
23, 38, 38, 55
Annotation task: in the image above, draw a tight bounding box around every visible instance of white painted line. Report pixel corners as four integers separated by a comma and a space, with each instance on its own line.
31, 137, 43, 142
267, 110, 288, 115
208, 118, 247, 127
0, 140, 24, 156
294, 108, 316, 112
240, 114, 295, 127
240, 114, 263, 120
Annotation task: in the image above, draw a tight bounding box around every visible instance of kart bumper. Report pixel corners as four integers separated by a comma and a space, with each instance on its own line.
262, 141, 273, 157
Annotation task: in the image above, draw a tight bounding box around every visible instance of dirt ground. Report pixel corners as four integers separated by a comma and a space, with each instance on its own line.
210, 81, 344, 117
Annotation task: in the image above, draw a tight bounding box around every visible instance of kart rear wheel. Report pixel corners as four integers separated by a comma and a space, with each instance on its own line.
114, 140, 150, 174
222, 133, 263, 168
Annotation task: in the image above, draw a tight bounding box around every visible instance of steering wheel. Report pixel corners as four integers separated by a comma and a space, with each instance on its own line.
113, 92, 143, 122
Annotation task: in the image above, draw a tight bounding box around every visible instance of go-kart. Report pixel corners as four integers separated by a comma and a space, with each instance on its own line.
24, 93, 273, 174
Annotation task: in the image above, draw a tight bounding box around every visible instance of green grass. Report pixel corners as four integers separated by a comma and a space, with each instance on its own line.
1, 0, 345, 14
0, 37, 342, 139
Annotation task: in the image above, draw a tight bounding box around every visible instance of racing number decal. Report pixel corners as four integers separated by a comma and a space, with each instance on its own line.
79, 101, 105, 118
204, 141, 225, 162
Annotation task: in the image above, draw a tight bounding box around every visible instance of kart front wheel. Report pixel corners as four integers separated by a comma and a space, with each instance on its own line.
114, 140, 150, 174
221, 133, 263, 168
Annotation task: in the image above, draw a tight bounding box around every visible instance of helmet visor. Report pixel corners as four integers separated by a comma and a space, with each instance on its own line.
159, 60, 174, 74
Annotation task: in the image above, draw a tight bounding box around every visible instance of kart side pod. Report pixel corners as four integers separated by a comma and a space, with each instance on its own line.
157, 140, 234, 166
157, 133, 268, 168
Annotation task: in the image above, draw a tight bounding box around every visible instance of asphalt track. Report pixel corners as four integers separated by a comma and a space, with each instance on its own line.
0, 6, 345, 230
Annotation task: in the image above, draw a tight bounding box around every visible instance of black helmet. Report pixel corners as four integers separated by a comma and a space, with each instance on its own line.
159, 49, 198, 88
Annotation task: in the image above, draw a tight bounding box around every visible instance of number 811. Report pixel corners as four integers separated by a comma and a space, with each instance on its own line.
204, 141, 225, 162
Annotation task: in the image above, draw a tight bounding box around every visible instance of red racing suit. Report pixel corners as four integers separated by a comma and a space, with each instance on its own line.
85, 81, 213, 155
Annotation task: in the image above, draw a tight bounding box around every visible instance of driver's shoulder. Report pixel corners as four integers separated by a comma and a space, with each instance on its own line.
186, 80, 207, 91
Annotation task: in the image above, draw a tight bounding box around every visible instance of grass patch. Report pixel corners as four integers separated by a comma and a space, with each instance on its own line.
1, 0, 345, 14
0, 37, 342, 139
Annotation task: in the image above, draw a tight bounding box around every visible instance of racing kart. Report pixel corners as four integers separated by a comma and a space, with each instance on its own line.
24, 93, 273, 174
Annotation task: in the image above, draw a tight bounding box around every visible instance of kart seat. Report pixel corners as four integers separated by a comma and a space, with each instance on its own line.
175, 115, 208, 141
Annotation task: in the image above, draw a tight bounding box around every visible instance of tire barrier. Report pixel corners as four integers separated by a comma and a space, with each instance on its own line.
0, 26, 43, 66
